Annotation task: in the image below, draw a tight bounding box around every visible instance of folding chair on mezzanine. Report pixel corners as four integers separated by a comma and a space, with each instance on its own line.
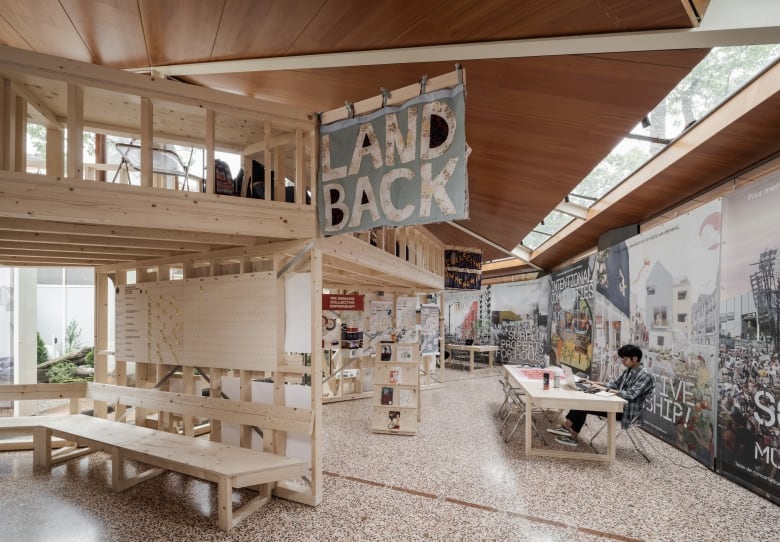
112, 142, 196, 190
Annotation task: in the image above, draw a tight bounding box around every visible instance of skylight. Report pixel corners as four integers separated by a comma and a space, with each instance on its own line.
519, 44, 780, 253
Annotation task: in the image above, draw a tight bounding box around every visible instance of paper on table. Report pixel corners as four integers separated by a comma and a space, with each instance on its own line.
595, 391, 614, 397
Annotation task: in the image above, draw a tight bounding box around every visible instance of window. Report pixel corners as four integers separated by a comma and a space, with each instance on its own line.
36, 268, 63, 285
678, 291, 688, 300
647, 286, 656, 295
657, 336, 665, 346
65, 268, 94, 286
677, 314, 687, 323
519, 45, 780, 254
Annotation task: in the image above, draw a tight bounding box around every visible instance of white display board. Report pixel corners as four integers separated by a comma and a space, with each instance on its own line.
116, 272, 277, 370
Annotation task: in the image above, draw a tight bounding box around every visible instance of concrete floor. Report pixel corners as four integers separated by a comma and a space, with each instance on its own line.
1, 370, 778, 541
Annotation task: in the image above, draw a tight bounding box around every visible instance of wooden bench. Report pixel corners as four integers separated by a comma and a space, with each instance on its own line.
0, 382, 313, 531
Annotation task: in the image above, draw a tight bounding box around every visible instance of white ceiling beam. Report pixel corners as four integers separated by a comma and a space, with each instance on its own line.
555, 200, 590, 220
137, 1, 780, 77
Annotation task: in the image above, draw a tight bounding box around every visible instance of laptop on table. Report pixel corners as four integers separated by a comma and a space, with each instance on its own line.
562, 365, 597, 392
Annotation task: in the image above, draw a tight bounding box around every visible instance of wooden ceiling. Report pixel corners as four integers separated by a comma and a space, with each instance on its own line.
4, 0, 780, 277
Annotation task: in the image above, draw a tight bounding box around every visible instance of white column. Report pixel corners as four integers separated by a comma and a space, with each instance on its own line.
13, 268, 37, 416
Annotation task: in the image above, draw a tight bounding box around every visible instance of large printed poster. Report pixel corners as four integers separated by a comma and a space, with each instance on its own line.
490, 278, 550, 365
593, 201, 721, 467
549, 256, 595, 373
719, 170, 780, 504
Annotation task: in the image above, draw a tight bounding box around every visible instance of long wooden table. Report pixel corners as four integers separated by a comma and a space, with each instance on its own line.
446, 344, 498, 372
504, 365, 626, 462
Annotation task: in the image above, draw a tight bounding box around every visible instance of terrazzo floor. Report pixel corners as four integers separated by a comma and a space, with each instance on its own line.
1, 370, 778, 542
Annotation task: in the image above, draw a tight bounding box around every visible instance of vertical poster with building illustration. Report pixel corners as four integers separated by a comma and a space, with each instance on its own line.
549, 256, 595, 373
718, 170, 780, 504
490, 278, 551, 365
615, 200, 721, 468
444, 290, 481, 344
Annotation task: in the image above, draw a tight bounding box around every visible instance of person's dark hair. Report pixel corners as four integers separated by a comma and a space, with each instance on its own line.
617, 344, 643, 361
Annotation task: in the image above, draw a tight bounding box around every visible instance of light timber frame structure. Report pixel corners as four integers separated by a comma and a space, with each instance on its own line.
0, 45, 445, 516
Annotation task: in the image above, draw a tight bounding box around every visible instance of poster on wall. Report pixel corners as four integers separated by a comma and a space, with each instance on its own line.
549, 256, 595, 373
444, 290, 481, 344
593, 201, 721, 468
718, 170, 780, 503
490, 278, 550, 365
420, 304, 440, 356
444, 248, 481, 290
318, 83, 468, 235
370, 301, 393, 345
396, 296, 419, 343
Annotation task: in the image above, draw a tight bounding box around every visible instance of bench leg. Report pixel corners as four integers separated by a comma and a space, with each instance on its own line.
111, 448, 125, 490
217, 477, 233, 531
32, 426, 51, 471
216, 480, 273, 530
110, 448, 166, 492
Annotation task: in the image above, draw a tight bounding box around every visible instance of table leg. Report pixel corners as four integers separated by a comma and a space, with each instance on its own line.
488, 350, 494, 369
524, 394, 533, 455
607, 412, 617, 462
470, 351, 475, 372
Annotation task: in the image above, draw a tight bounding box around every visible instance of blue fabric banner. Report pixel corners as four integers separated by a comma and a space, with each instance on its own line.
318, 84, 468, 235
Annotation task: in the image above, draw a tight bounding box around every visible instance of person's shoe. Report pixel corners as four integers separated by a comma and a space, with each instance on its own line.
547, 425, 570, 437
555, 435, 578, 447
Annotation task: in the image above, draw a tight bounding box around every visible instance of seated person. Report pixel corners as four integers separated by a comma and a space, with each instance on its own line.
547, 344, 654, 447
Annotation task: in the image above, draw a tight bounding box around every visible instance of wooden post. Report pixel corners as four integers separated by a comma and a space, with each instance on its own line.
94, 270, 109, 418
66, 83, 83, 180
141, 97, 153, 188
205, 109, 215, 194
95, 133, 106, 182
309, 129, 318, 208
264, 122, 272, 201
13, 95, 25, 172
295, 128, 304, 204
0, 78, 10, 170
310, 246, 323, 504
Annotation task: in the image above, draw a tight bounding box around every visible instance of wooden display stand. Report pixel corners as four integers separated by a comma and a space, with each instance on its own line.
323, 323, 373, 403
371, 343, 420, 435
323, 347, 373, 402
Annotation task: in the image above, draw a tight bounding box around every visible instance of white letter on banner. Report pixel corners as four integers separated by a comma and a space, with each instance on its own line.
320, 134, 347, 181
420, 158, 458, 217
349, 176, 380, 227
380, 168, 415, 222
323, 183, 349, 232
385, 109, 418, 166
348, 123, 383, 175
420, 101, 456, 160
